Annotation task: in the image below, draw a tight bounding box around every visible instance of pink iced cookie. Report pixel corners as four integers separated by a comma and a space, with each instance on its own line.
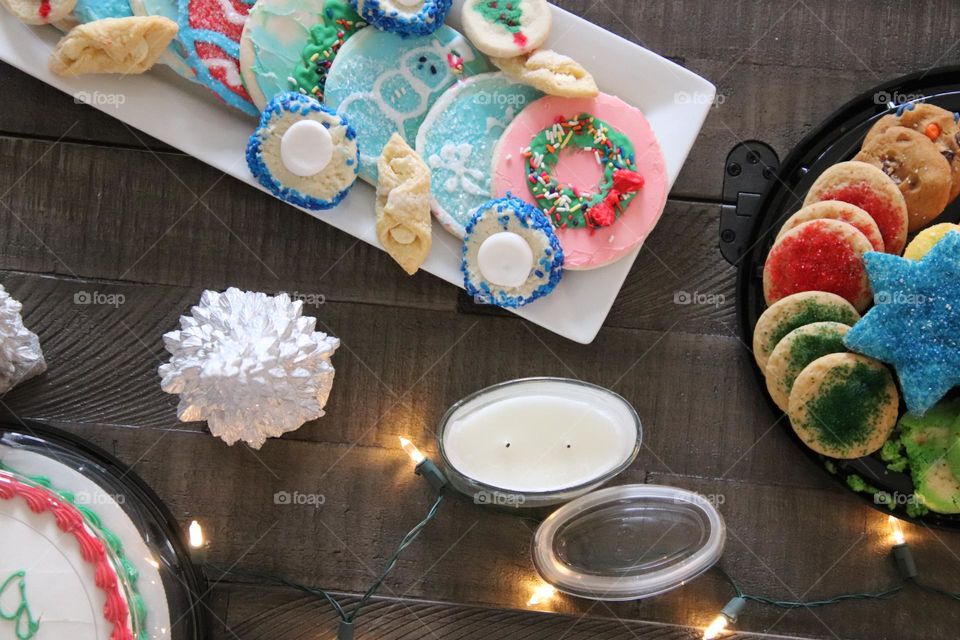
492, 93, 668, 270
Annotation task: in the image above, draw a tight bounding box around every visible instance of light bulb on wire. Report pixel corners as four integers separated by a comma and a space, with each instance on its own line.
399, 437, 426, 464
527, 583, 556, 607
701, 597, 745, 640
888, 515, 905, 546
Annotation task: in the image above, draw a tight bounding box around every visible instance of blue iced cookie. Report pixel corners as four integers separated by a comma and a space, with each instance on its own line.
74, 0, 133, 22
323, 25, 491, 184
416, 72, 542, 238
462, 196, 563, 308
239, 0, 366, 110
350, 0, 451, 37
844, 231, 960, 415
247, 92, 360, 211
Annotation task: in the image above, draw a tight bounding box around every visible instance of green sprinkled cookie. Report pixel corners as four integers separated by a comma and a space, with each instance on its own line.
788, 353, 899, 459
753, 291, 860, 374
765, 322, 849, 412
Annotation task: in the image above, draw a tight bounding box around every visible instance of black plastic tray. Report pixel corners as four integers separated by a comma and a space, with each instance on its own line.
733, 66, 960, 529
0, 419, 208, 639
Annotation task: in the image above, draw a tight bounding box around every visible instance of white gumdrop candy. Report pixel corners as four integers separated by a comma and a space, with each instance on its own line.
477, 232, 534, 288
280, 120, 334, 177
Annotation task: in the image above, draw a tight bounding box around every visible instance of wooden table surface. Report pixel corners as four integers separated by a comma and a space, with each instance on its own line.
2, 1, 960, 639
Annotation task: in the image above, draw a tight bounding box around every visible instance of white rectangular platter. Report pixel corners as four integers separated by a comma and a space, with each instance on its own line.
0, 2, 714, 344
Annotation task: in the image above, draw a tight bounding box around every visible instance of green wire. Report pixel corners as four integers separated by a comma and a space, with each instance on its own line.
909, 578, 960, 601
715, 566, 903, 609
208, 490, 446, 626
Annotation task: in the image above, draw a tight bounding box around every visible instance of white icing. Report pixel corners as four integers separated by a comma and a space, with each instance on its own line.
428, 142, 487, 195
202, 58, 243, 86
280, 120, 334, 177
485, 106, 516, 133
216, 0, 248, 25
477, 232, 534, 288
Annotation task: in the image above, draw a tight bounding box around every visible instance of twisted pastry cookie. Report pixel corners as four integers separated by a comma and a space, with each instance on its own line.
376, 134, 433, 275
49, 16, 178, 75
491, 49, 598, 98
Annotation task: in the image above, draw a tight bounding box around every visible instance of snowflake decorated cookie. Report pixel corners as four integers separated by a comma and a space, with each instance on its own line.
493, 93, 668, 270
72, 0, 132, 22
176, 0, 259, 116
462, 196, 564, 308
843, 231, 960, 416
350, 0, 451, 37
416, 72, 542, 237
461, 0, 551, 57
247, 92, 360, 210
324, 25, 491, 183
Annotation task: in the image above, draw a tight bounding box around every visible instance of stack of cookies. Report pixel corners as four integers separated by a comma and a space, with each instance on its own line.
755, 102, 960, 515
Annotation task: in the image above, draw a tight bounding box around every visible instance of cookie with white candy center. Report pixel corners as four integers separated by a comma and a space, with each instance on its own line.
462, 196, 564, 308
350, 0, 452, 37
246, 92, 360, 210
461, 0, 551, 58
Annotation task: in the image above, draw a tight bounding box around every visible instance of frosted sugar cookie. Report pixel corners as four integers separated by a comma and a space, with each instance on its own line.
288, 1, 366, 101
461, 0, 551, 57
246, 92, 360, 210
324, 25, 491, 183
416, 72, 542, 237
176, 0, 259, 116
350, 0, 451, 37
462, 196, 563, 308
752, 291, 860, 374
763, 219, 874, 312
776, 201, 884, 253
904, 222, 960, 260
765, 321, 849, 412
803, 160, 909, 255
788, 353, 899, 459
493, 93, 668, 270
240, 0, 328, 110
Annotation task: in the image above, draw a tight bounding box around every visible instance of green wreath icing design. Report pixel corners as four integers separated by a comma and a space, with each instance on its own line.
289, 1, 367, 100
524, 113, 644, 229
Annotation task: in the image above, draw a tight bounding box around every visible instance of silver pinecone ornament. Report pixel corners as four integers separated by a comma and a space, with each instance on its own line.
0, 284, 45, 393
158, 288, 340, 449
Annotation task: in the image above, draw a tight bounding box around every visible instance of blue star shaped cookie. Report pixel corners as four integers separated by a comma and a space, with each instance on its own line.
844, 231, 960, 415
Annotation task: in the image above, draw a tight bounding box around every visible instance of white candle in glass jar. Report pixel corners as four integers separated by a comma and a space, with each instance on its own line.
439, 379, 641, 501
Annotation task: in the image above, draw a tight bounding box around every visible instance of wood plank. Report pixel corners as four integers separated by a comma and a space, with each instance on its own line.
0, 271, 823, 489
210, 583, 773, 640
0, 134, 732, 334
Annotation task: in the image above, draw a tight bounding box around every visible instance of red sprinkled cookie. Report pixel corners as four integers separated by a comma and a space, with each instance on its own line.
803, 160, 909, 255
776, 201, 884, 252
763, 219, 874, 312
855, 126, 952, 232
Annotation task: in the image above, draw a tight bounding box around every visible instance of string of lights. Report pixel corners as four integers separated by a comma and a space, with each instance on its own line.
190, 442, 960, 640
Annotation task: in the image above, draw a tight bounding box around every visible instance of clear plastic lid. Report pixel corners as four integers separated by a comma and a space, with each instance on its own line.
532, 484, 726, 600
